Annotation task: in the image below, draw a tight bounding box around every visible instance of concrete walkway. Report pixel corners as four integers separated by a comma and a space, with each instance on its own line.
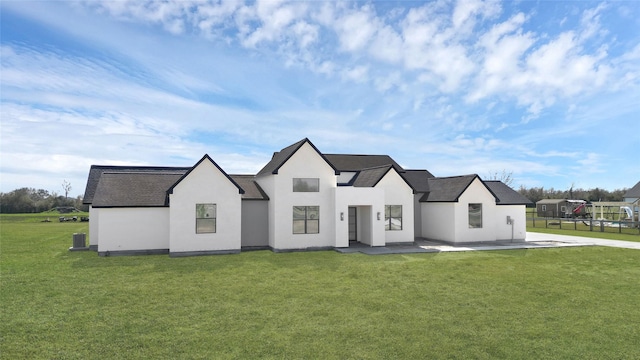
335, 232, 640, 255
524, 232, 640, 250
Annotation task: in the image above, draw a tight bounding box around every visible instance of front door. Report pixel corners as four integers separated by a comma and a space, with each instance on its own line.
348, 207, 357, 241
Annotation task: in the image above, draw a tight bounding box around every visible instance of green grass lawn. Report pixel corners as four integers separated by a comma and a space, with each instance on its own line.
2, 214, 640, 359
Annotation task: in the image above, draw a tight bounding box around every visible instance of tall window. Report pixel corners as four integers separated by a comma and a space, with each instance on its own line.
293, 206, 319, 234
469, 203, 482, 228
196, 204, 216, 233
293, 178, 319, 192
385, 205, 402, 231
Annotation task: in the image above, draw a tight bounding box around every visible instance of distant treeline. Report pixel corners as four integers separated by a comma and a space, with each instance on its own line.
0, 185, 629, 213
0, 188, 88, 213
517, 186, 628, 205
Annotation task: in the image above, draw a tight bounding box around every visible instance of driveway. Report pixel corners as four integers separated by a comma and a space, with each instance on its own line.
525, 232, 640, 250
335, 232, 640, 255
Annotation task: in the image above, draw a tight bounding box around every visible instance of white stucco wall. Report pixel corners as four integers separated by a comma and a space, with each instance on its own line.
494, 205, 527, 241
421, 202, 456, 242
453, 178, 497, 243
257, 142, 337, 250
376, 171, 415, 243
97, 207, 169, 253
89, 206, 99, 248
334, 187, 385, 247
169, 159, 242, 254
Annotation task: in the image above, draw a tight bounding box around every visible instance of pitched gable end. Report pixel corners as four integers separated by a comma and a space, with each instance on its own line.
167, 154, 245, 197
421, 174, 496, 202
256, 138, 339, 176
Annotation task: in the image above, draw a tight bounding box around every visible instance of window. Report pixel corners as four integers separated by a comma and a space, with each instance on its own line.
196, 204, 216, 233
293, 206, 319, 234
541, 205, 547, 212
469, 203, 482, 228
293, 178, 319, 192
385, 205, 402, 231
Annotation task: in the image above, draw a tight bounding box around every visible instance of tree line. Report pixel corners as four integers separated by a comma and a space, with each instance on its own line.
517, 186, 628, 205
485, 171, 628, 205
0, 187, 88, 213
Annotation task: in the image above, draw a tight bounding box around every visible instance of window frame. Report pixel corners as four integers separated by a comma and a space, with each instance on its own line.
196, 203, 217, 234
292, 178, 320, 192
468, 203, 483, 229
293, 206, 320, 234
384, 205, 403, 231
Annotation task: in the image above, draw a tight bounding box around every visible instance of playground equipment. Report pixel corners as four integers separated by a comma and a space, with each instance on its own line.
620, 206, 633, 220
589, 201, 640, 228
564, 200, 591, 218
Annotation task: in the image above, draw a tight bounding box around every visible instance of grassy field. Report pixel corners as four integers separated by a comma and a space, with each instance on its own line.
2, 214, 640, 359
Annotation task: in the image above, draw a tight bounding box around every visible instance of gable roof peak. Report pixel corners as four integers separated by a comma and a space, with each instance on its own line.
256, 138, 338, 176
168, 154, 245, 195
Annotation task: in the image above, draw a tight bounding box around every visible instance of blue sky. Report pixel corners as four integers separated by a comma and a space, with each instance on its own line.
1, 0, 639, 197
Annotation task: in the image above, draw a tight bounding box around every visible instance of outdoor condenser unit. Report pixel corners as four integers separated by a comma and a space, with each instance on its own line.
72, 233, 86, 248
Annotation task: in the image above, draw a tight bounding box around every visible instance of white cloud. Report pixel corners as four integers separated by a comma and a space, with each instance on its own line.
333, 4, 378, 53
2, 0, 638, 194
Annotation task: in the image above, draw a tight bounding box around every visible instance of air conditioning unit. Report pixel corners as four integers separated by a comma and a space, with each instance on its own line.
72, 233, 86, 248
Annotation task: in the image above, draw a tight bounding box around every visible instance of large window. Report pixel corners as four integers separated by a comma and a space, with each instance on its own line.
385, 205, 402, 231
293, 178, 319, 192
468, 203, 482, 228
196, 204, 216, 233
293, 206, 319, 234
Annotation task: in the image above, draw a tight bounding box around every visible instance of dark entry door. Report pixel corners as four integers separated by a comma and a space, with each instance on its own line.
348, 207, 357, 241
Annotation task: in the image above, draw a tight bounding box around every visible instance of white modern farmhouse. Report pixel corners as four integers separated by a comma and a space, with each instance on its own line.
83, 138, 531, 256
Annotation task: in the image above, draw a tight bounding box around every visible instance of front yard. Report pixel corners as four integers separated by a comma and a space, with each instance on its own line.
2, 214, 640, 359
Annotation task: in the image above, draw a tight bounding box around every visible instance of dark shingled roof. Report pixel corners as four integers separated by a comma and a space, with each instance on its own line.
420, 174, 482, 202
400, 170, 434, 193
351, 165, 393, 187
231, 175, 269, 200
92, 172, 184, 207
324, 154, 403, 172
83, 166, 190, 204
624, 181, 640, 198
256, 138, 338, 176
85, 156, 265, 207
484, 181, 533, 205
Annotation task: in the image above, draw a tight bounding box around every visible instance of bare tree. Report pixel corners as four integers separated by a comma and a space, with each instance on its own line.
62, 180, 72, 199
486, 170, 514, 187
